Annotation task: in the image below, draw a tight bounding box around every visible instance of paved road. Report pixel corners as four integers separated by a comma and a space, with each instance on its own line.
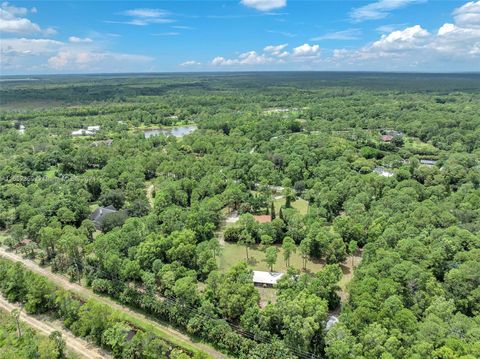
0, 247, 226, 359
0, 296, 111, 359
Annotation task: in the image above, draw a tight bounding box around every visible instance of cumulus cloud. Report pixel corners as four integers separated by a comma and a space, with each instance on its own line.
240, 0, 287, 12
350, 0, 425, 22
68, 36, 93, 43
333, 2, 480, 70
263, 43, 289, 57
371, 25, 430, 51
292, 43, 320, 57
212, 51, 274, 66
209, 42, 321, 68
453, 1, 480, 28
0, 2, 55, 35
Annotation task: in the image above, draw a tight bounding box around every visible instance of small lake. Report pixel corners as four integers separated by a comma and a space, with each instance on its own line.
143, 125, 197, 139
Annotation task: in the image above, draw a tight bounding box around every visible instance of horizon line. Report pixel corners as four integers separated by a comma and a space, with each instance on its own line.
2, 70, 480, 78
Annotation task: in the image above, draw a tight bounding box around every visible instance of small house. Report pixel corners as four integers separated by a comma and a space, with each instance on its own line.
252, 271, 284, 287
90, 205, 118, 229
420, 159, 437, 167
71, 129, 96, 136
87, 125, 101, 131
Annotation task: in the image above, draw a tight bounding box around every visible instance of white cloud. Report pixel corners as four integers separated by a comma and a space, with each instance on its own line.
263, 43, 289, 57
1, 38, 63, 55
180, 60, 201, 66
311, 29, 362, 41
240, 0, 287, 12
0, 36, 153, 74
332, 2, 480, 72
47, 50, 153, 70
292, 43, 320, 57
68, 36, 93, 43
453, 1, 480, 28
350, 0, 425, 22
122, 8, 168, 18
212, 51, 274, 66
0, 2, 55, 35
209, 42, 322, 68
112, 8, 174, 25
372, 25, 430, 51
1, 2, 28, 16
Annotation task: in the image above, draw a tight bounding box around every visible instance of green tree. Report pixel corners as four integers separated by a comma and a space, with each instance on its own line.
299, 237, 312, 270
265, 246, 278, 272
282, 236, 296, 267
239, 229, 255, 261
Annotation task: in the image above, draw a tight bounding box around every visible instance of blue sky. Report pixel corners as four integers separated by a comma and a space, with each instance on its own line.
1, 0, 479, 74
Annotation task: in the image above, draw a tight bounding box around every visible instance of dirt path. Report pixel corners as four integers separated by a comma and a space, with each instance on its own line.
0, 296, 111, 359
146, 183, 155, 208
0, 247, 226, 359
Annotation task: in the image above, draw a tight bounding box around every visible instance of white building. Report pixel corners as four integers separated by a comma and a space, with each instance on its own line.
71, 129, 96, 136
420, 159, 437, 167
71, 125, 100, 136
252, 271, 284, 286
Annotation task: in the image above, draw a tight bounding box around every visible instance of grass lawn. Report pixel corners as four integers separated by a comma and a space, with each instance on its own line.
403, 137, 438, 155
273, 197, 309, 216
258, 287, 277, 307
218, 242, 324, 274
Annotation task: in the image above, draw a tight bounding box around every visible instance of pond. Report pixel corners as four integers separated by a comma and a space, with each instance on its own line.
143, 125, 197, 139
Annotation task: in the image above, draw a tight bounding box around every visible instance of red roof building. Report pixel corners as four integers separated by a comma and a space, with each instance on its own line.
253, 215, 272, 223
380, 135, 394, 142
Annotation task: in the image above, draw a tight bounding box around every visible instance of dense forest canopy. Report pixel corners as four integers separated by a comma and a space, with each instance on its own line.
0, 72, 479, 359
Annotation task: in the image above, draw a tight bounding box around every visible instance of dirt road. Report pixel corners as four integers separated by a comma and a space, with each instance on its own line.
0, 296, 111, 359
0, 247, 226, 359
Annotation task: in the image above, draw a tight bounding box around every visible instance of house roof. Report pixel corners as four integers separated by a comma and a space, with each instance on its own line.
252, 271, 284, 285
253, 215, 272, 223
420, 159, 437, 165
90, 206, 117, 227
380, 135, 394, 142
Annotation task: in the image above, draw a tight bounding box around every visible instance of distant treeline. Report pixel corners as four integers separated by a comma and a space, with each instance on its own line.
1, 72, 480, 106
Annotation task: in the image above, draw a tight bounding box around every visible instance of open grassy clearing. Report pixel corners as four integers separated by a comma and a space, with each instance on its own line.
218, 242, 324, 273
338, 253, 362, 302
403, 137, 439, 155
273, 197, 309, 216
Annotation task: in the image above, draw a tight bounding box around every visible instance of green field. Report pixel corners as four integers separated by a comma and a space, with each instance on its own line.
273, 197, 309, 216
403, 137, 439, 155
218, 242, 324, 273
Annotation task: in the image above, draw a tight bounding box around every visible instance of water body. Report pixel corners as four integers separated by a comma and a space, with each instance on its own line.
143, 125, 197, 139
